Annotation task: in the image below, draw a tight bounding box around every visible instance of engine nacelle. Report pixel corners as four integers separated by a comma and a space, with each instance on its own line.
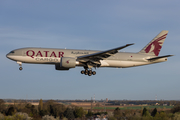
60, 57, 76, 68
55, 64, 69, 70
55, 57, 76, 70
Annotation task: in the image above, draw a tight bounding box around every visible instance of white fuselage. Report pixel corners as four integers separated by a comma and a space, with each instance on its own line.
6, 47, 167, 68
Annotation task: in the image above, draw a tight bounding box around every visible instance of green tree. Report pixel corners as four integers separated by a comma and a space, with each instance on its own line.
173, 113, 180, 120
154, 111, 168, 120
144, 111, 151, 117
40, 100, 66, 118
20, 103, 33, 115
74, 107, 84, 118
50, 105, 54, 116
39, 99, 43, 111
42, 100, 55, 115
64, 107, 75, 119
114, 107, 122, 119
0, 99, 5, 114
30, 105, 37, 116
151, 108, 157, 117
171, 105, 180, 113
39, 110, 48, 117
13, 112, 32, 120
6, 106, 16, 116
0, 113, 4, 120
86, 110, 93, 117
142, 108, 147, 116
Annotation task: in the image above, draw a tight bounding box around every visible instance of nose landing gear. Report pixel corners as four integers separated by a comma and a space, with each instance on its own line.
17, 61, 23, 71
81, 69, 96, 76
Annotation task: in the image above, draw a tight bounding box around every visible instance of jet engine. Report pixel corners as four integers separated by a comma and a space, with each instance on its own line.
60, 57, 76, 68
55, 57, 76, 70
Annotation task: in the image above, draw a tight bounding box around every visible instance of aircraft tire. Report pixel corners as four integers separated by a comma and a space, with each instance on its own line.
88, 70, 92, 74
85, 69, 88, 73
81, 70, 85, 74
92, 71, 96, 75
19, 67, 23, 71
88, 73, 92, 76
84, 71, 88, 75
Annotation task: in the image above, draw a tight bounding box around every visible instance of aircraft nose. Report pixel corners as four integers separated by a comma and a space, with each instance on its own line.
6, 53, 10, 58
6, 53, 12, 59
6, 51, 16, 60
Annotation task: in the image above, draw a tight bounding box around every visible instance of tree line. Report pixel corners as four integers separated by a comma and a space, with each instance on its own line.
108, 100, 180, 106
1, 99, 180, 120
0, 99, 87, 120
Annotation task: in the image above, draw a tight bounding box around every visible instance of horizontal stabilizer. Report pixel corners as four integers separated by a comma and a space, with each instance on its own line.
147, 55, 173, 61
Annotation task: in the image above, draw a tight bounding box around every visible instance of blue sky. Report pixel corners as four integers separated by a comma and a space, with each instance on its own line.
0, 0, 179, 100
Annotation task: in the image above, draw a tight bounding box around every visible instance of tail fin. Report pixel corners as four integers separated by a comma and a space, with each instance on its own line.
138, 30, 168, 56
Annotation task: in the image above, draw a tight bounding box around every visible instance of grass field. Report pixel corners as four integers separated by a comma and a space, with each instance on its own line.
93, 106, 174, 110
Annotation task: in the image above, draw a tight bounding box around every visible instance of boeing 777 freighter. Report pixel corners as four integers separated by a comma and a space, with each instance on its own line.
6, 30, 173, 76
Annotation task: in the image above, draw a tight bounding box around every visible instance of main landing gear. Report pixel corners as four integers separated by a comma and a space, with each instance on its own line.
81, 69, 96, 76
17, 61, 23, 71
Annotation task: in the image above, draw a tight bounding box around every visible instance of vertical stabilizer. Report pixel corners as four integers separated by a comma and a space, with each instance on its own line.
138, 30, 168, 56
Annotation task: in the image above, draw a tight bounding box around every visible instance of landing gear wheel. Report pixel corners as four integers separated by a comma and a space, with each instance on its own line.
19, 67, 23, 71
85, 69, 88, 73
84, 69, 88, 75
88, 73, 92, 76
88, 70, 92, 74
92, 71, 96, 75
84, 70, 88, 75
81, 70, 85, 74
81, 68, 96, 76
88, 70, 92, 76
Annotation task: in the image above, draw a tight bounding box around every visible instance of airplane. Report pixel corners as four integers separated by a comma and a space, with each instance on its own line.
6, 30, 173, 76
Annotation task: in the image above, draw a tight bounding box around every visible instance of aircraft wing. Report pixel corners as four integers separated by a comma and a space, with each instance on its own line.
77, 43, 134, 63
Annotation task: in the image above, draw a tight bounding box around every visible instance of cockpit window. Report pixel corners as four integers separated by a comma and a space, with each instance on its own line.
10, 51, 15, 53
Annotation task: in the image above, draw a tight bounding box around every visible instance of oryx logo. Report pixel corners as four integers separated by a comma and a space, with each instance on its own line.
66, 60, 69, 64
145, 33, 167, 56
